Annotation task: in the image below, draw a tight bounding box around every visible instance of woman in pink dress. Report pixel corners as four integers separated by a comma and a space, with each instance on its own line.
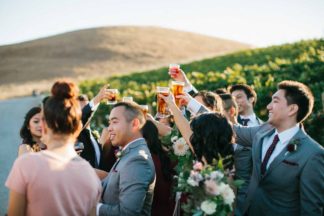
6, 80, 102, 216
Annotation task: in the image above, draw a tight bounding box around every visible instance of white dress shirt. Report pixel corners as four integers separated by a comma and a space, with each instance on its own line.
240, 113, 260, 127
187, 98, 204, 115
88, 129, 101, 165
261, 124, 300, 169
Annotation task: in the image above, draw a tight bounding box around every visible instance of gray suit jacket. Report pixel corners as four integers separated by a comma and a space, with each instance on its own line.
235, 123, 324, 216
99, 138, 156, 216
234, 144, 252, 216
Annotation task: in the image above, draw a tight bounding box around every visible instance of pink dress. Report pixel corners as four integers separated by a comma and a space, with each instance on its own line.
6, 151, 102, 216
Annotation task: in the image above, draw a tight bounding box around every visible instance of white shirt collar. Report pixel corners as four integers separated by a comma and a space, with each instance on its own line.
122, 138, 145, 151
240, 113, 260, 126
275, 124, 300, 146
240, 113, 256, 120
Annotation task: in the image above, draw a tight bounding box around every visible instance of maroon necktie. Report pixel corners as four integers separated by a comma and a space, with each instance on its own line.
261, 134, 279, 175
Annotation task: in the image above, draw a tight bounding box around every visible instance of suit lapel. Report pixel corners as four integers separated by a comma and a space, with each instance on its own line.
112, 139, 146, 169
237, 115, 243, 125
263, 129, 307, 178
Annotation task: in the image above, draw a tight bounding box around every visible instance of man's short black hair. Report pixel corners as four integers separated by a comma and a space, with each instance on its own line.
228, 84, 257, 106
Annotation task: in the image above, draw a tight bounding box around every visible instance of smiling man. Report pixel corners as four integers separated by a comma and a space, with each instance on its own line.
229, 84, 263, 126
97, 102, 155, 216
234, 80, 324, 216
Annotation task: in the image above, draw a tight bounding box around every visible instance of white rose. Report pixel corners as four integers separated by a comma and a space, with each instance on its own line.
210, 170, 224, 180
221, 184, 235, 205
201, 200, 217, 215
187, 171, 203, 186
172, 138, 189, 156
205, 179, 224, 196
177, 137, 186, 145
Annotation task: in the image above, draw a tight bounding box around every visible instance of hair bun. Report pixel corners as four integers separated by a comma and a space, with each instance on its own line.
51, 80, 79, 99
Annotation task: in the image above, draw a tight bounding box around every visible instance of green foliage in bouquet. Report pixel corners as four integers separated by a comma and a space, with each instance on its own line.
160, 125, 194, 177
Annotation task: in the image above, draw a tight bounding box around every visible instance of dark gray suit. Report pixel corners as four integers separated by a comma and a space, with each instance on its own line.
234, 144, 252, 216
235, 123, 324, 216
99, 138, 156, 216
235, 116, 263, 215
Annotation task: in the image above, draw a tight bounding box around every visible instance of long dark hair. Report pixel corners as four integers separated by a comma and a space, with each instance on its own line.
142, 121, 174, 181
190, 112, 234, 169
20, 106, 42, 147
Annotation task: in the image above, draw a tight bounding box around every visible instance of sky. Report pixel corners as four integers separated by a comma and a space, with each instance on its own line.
0, 0, 323, 47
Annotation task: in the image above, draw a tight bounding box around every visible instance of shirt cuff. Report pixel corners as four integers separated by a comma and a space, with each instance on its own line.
184, 85, 193, 93
89, 99, 99, 111
187, 98, 202, 115
96, 203, 103, 216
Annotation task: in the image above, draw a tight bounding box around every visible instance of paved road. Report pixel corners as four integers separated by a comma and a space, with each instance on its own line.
0, 96, 43, 215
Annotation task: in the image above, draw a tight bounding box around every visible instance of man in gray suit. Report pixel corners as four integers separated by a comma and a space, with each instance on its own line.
234, 80, 324, 216
97, 102, 156, 216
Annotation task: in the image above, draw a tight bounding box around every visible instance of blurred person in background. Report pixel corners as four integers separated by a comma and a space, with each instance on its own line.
219, 93, 238, 125
18, 106, 46, 156
193, 90, 223, 113
219, 93, 252, 216
214, 87, 228, 95
228, 84, 263, 126
77, 85, 113, 170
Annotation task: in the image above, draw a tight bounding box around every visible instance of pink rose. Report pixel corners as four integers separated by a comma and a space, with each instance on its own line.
193, 162, 203, 171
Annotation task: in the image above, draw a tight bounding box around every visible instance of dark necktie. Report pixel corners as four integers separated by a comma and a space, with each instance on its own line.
261, 134, 279, 175
241, 118, 250, 126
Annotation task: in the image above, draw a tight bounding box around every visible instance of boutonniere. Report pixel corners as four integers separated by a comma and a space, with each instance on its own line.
114, 148, 123, 158
92, 130, 100, 140
285, 139, 300, 156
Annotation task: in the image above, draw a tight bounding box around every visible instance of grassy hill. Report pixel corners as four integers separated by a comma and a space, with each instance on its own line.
80, 39, 324, 144
0, 26, 250, 99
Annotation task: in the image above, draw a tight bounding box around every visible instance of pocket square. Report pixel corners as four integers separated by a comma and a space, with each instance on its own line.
283, 160, 298, 166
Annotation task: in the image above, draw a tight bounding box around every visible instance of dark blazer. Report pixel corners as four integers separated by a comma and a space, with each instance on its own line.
78, 103, 103, 169
99, 139, 156, 216
235, 123, 324, 216
78, 129, 103, 168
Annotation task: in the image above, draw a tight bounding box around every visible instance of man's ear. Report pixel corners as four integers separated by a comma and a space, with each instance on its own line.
248, 97, 255, 105
288, 104, 299, 117
132, 118, 141, 129
229, 106, 236, 118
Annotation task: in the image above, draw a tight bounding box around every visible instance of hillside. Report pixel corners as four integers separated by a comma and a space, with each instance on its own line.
0, 26, 250, 99
80, 39, 324, 143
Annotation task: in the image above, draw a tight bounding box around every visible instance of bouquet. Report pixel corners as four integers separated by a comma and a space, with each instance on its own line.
177, 160, 241, 216
160, 125, 194, 173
